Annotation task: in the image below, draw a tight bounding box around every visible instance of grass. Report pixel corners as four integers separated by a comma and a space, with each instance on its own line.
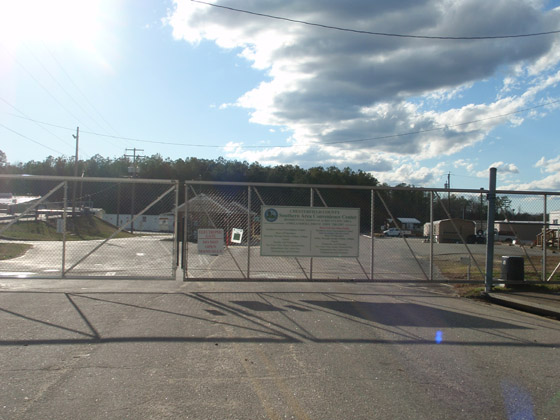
0, 216, 135, 241
452, 284, 486, 298
434, 254, 560, 282
0, 243, 32, 260
453, 283, 560, 299
433, 253, 560, 298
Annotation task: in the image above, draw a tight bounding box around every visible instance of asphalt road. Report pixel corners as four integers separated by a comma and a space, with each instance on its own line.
0, 280, 558, 419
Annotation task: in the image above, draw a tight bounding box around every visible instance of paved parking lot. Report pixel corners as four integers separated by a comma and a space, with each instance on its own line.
1, 235, 550, 282
1, 235, 175, 278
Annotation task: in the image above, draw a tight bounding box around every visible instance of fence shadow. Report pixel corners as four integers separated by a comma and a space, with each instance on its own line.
1, 290, 557, 348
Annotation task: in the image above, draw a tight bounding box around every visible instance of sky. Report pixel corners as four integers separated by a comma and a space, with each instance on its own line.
1, 0, 560, 192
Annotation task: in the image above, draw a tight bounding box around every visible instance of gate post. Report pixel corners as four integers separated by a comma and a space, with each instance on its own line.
485, 168, 497, 293
247, 185, 252, 280
183, 183, 189, 281
429, 190, 434, 281
172, 180, 179, 279
309, 187, 314, 280
543, 194, 547, 282
62, 181, 68, 279
371, 190, 375, 281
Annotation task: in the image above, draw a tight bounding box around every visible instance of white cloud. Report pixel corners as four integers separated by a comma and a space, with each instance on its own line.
476, 161, 519, 178
535, 156, 560, 172
499, 156, 560, 190
502, 173, 560, 191
370, 161, 447, 186
168, 0, 560, 185
453, 159, 475, 173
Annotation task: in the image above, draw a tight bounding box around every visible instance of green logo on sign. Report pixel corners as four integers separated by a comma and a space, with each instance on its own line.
264, 208, 278, 222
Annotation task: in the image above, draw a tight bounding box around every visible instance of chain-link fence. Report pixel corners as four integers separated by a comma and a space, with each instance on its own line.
0, 175, 179, 279
2, 175, 558, 283
182, 181, 560, 284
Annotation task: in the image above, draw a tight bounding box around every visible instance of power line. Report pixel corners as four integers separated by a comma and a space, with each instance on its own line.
0, 96, 74, 149
0, 122, 65, 155
42, 43, 122, 137
323, 99, 560, 145
0, 44, 92, 132
2, 111, 124, 153
24, 43, 108, 135
191, 0, 560, 40
2, 113, 230, 148
4, 98, 559, 149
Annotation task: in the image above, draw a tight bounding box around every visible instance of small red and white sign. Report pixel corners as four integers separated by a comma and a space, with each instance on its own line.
197, 229, 224, 255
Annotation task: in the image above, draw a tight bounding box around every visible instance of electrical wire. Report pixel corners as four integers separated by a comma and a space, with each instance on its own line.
190, 0, 560, 40
5, 98, 559, 149
0, 122, 65, 155
24, 43, 111, 137
2, 113, 232, 148
0, 44, 92, 132
43, 43, 122, 137
0, 96, 97, 160
0, 96, 74, 150
323, 99, 560, 145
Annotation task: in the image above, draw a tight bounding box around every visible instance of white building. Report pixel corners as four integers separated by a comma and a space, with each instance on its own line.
550, 210, 560, 226
102, 213, 174, 232
387, 217, 422, 231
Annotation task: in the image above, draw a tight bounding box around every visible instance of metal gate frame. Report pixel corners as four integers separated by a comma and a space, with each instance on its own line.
0, 175, 179, 280
182, 179, 560, 284
2, 174, 559, 284
181, 181, 479, 282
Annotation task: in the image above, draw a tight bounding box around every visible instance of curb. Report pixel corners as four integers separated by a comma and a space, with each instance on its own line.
486, 293, 560, 321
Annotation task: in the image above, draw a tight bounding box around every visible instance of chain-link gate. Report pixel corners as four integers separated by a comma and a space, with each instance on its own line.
2, 175, 558, 283
0, 175, 179, 279
182, 181, 560, 284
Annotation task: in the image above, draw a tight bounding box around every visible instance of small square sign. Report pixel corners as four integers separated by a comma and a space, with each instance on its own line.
231, 228, 243, 244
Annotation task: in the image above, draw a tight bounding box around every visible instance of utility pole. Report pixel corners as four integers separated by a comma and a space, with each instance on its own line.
124, 148, 144, 234
479, 187, 484, 232
485, 168, 497, 293
444, 172, 451, 216
125, 148, 144, 176
71, 127, 79, 221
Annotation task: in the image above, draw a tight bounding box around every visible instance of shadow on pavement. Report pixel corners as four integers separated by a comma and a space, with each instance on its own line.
1, 290, 558, 349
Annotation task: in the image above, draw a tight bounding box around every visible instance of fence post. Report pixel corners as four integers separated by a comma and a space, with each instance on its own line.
430, 190, 434, 281
62, 181, 68, 279
371, 190, 375, 281
485, 168, 497, 292
184, 183, 189, 280
543, 194, 547, 282
247, 185, 251, 280
310, 187, 314, 280
172, 180, 179, 279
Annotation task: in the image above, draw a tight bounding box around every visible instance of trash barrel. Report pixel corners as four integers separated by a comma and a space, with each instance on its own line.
501, 256, 524, 282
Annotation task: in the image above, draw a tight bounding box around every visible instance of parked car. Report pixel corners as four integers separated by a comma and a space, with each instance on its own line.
383, 227, 411, 237
494, 229, 516, 243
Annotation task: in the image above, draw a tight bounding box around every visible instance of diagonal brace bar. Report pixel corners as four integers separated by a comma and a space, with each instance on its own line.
65, 185, 176, 274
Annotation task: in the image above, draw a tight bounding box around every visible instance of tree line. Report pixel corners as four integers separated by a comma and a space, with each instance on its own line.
0, 153, 380, 186
0, 152, 539, 226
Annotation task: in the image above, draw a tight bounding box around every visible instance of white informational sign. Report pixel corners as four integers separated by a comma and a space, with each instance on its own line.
261, 206, 360, 257
197, 229, 224, 255
231, 228, 243, 244
56, 218, 64, 234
